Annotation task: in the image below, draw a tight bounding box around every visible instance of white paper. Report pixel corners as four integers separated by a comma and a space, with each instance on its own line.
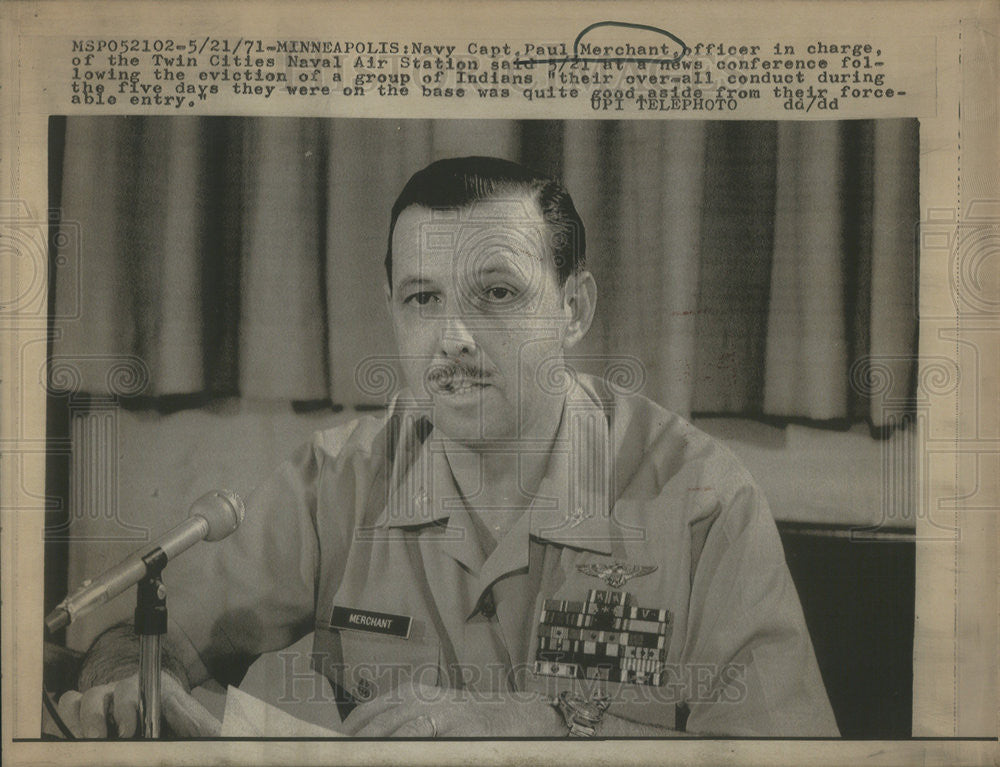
221, 687, 344, 738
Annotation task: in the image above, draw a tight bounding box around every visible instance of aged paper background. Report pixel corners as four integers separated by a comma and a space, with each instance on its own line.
2, 0, 997, 765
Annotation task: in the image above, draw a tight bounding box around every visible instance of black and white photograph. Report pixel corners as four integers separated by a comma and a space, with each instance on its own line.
2, 2, 996, 765
41, 116, 919, 739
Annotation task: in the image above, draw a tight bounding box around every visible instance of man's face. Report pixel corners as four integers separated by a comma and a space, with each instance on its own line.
387, 193, 576, 444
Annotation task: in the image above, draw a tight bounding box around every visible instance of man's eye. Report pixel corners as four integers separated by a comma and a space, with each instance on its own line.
404, 292, 437, 306
483, 286, 516, 302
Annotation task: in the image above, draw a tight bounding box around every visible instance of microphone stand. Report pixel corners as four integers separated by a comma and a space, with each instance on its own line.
135, 549, 168, 738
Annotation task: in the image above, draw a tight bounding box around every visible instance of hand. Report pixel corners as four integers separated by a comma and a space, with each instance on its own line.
56, 671, 221, 738
341, 680, 564, 737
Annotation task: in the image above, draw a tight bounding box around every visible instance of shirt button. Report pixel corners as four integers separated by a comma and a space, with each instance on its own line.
353, 678, 375, 701
414, 488, 430, 518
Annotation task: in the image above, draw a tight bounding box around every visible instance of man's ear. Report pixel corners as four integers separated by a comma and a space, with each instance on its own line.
561, 271, 597, 349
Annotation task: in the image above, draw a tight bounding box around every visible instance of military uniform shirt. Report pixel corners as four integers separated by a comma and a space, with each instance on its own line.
166, 374, 839, 736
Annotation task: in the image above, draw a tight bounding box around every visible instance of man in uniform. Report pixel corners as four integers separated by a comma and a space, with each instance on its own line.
61, 156, 838, 737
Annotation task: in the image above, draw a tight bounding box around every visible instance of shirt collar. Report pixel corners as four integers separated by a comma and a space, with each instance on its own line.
377, 375, 614, 557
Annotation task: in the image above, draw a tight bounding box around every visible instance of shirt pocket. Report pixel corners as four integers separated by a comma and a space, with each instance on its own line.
602, 675, 684, 730
337, 630, 441, 703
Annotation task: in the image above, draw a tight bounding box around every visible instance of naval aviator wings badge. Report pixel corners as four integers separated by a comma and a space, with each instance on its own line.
576, 561, 658, 589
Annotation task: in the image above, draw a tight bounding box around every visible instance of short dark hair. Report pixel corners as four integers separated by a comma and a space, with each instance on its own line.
385, 156, 586, 289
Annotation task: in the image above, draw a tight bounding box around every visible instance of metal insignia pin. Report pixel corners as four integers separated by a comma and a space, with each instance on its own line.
576, 561, 658, 589
566, 505, 590, 528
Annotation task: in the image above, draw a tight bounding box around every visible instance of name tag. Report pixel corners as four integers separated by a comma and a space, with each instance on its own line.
329, 605, 412, 639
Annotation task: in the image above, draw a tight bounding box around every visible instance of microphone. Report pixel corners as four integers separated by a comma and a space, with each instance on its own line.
44, 489, 245, 634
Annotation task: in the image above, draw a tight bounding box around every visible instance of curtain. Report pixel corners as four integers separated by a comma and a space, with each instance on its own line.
51, 117, 918, 426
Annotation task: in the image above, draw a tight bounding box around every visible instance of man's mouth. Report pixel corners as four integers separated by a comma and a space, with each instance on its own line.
427, 366, 491, 395
438, 377, 489, 395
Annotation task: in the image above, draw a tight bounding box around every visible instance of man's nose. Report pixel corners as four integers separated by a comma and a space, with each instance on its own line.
438, 316, 477, 358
